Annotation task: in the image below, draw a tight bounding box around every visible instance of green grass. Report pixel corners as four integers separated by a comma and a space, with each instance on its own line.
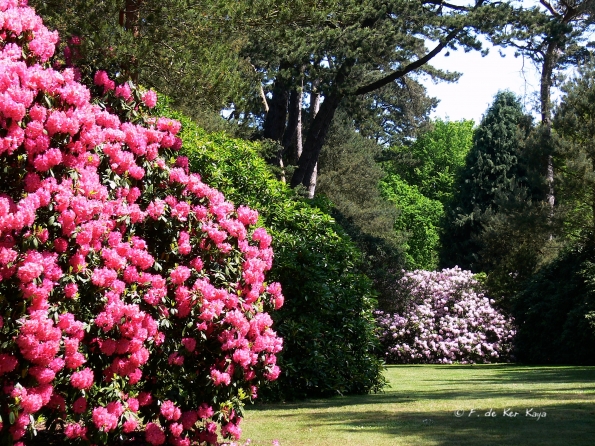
241, 365, 595, 446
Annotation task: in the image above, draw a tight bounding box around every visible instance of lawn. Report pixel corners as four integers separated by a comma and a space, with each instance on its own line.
241, 364, 595, 446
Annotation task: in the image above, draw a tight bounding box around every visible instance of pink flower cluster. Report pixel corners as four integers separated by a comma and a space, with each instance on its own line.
0, 2, 283, 445
376, 268, 515, 364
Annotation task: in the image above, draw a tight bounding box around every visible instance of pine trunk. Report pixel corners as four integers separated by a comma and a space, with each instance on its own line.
263, 62, 291, 167
541, 40, 558, 214
290, 92, 342, 189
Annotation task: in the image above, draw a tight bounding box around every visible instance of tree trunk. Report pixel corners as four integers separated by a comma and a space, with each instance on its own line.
308, 162, 318, 199
541, 40, 559, 214
290, 60, 354, 189
263, 62, 291, 167
305, 85, 321, 197
296, 78, 303, 160
282, 88, 300, 151
290, 91, 343, 188
119, 0, 143, 82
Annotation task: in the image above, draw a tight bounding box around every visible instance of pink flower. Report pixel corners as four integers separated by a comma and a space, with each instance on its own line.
197, 403, 214, 420
170, 265, 191, 285
221, 421, 242, 440
138, 392, 153, 407
181, 410, 199, 429
28, 366, 55, 384
115, 83, 133, 101
169, 422, 183, 437
92, 406, 118, 432
20, 393, 43, 414
210, 369, 231, 386
237, 206, 258, 225
64, 283, 78, 298
145, 422, 166, 445
123, 418, 138, 433
127, 397, 139, 413
142, 90, 158, 108
70, 368, 94, 389
181, 337, 196, 352
168, 352, 184, 366
0, 354, 18, 375
252, 227, 272, 249
64, 423, 87, 440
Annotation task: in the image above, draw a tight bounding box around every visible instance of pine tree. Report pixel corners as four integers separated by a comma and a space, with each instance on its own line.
316, 110, 405, 307
240, 0, 519, 192
554, 58, 595, 240
441, 91, 533, 271
30, 0, 259, 113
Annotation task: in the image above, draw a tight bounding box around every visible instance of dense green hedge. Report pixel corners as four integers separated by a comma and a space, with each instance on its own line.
159, 104, 386, 399
513, 241, 595, 365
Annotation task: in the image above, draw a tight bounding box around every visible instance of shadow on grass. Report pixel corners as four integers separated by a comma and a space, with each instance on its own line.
424, 364, 595, 384
252, 365, 595, 412
244, 365, 595, 445
293, 401, 595, 446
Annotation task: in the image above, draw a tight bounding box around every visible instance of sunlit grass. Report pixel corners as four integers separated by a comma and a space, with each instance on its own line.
242, 364, 595, 446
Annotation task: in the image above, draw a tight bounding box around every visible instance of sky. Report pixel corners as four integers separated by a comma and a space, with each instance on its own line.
421, 43, 543, 124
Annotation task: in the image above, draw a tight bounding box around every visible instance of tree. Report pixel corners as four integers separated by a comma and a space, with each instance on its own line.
378, 119, 474, 271
513, 242, 595, 365
241, 0, 519, 192
316, 110, 406, 308
380, 176, 444, 270
30, 0, 259, 113
384, 119, 475, 204
491, 0, 595, 211
441, 91, 534, 272
554, 58, 595, 239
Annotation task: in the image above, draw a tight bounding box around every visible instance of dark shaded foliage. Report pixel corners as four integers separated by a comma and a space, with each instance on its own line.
513, 241, 595, 365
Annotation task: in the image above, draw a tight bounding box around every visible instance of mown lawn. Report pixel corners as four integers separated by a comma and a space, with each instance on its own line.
241, 364, 595, 446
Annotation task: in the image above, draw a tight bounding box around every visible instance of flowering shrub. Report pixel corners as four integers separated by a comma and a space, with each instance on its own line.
160, 109, 387, 400
0, 1, 283, 445
376, 268, 514, 364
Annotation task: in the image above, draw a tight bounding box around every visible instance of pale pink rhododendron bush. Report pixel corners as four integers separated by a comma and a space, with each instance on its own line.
0, 1, 283, 444
376, 268, 515, 364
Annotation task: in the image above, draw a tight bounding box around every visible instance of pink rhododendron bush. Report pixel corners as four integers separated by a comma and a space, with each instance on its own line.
375, 268, 515, 364
0, 1, 283, 444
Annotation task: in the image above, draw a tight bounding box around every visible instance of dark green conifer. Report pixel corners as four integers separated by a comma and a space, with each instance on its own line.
441, 91, 533, 271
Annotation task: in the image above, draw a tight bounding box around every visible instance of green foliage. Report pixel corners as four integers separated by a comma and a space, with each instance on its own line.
317, 111, 405, 306
159, 104, 386, 400
378, 119, 473, 271
513, 242, 595, 365
386, 119, 475, 204
554, 58, 595, 239
441, 91, 534, 272
340, 79, 438, 147
380, 175, 443, 271
31, 0, 258, 113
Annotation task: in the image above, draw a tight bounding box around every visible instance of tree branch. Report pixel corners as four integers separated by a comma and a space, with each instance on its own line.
250, 63, 269, 113
421, 0, 472, 12
354, 27, 461, 96
540, 0, 561, 18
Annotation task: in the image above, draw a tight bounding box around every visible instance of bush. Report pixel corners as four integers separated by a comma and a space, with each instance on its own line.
376, 268, 515, 364
0, 3, 282, 444
513, 241, 595, 365
159, 108, 386, 400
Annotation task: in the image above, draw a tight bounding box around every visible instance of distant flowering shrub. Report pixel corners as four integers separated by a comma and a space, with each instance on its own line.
376, 268, 515, 364
0, 1, 282, 445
